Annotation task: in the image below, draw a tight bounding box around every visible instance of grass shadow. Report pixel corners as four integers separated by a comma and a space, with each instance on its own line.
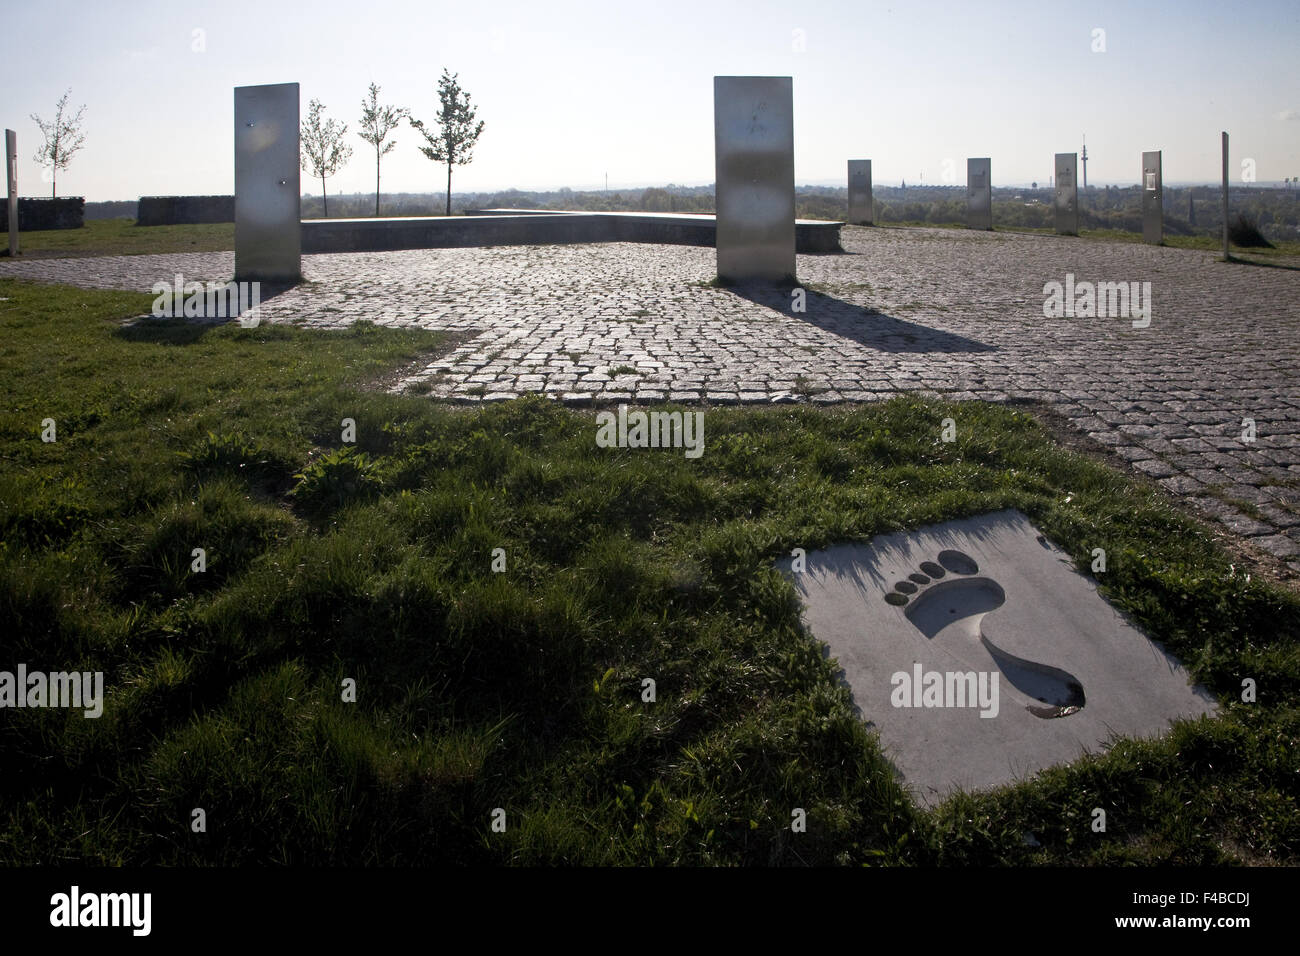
113, 279, 303, 344
115, 319, 215, 345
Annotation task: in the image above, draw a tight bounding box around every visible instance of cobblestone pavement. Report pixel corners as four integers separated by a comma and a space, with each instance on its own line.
3, 227, 1299, 566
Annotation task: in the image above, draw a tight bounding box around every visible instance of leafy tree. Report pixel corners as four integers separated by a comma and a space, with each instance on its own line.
357, 83, 405, 216
31, 89, 86, 199
300, 99, 352, 218
409, 70, 485, 216
640, 187, 672, 212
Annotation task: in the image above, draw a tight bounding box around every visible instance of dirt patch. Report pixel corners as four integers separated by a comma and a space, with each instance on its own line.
355, 331, 474, 394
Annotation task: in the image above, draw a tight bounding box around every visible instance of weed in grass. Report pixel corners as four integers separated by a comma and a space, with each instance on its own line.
291, 447, 385, 513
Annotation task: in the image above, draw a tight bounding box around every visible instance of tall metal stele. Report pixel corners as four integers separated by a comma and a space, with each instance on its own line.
234, 83, 302, 283
1054, 152, 1079, 236
1141, 150, 1163, 245
966, 158, 992, 230
848, 160, 873, 225
5, 129, 17, 256
1221, 132, 1230, 260
713, 76, 796, 284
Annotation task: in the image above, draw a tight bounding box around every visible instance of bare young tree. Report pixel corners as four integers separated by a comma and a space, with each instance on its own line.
409, 70, 485, 216
301, 98, 352, 217
357, 83, 405, 217
31, 89, 86, 199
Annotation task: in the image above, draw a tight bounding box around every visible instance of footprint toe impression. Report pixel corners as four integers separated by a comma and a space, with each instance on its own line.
882, 548, 1086, 718
936, 549, 978, 575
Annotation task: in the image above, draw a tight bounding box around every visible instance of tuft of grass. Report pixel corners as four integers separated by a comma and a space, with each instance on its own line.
1227, 214, 1275, 249
291, 447, 385, 513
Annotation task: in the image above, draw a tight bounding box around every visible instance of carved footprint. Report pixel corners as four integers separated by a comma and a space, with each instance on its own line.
882, 549, 1085, 718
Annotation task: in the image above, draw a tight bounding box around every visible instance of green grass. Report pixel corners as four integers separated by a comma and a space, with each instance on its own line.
3, 219, 234, 259
1069, 227, 1300, 258
1, 276, 1297, 865
870, 220, 1300, 257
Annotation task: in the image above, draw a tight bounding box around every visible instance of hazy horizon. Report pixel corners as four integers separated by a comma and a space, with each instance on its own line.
74, 178, 1300, 206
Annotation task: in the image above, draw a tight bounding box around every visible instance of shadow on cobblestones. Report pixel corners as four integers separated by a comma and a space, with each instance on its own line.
726, 284, 997, 354
1227, 257, 1300, 272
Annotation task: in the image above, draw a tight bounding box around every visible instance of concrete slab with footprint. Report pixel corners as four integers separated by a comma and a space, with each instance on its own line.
779, 509, 1217, 806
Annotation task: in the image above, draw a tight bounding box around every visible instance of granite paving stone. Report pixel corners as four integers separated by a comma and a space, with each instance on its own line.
5, 227, 1297, 563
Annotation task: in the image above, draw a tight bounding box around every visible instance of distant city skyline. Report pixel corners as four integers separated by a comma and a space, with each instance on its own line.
7, 0, 1298, 202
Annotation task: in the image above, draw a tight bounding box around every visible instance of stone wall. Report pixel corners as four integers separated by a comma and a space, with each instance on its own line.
0, 197, 85, 231
137, 195, 235, 226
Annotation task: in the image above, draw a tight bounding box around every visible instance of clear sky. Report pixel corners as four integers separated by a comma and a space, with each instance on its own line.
6, 0, 1298, 200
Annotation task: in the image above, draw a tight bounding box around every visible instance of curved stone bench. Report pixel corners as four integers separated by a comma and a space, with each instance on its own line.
301, 208, 842, 254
